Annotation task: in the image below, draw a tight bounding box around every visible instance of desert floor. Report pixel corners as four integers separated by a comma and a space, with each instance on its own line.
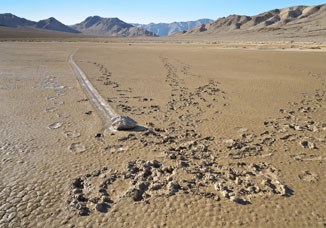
0, 42, 325, 227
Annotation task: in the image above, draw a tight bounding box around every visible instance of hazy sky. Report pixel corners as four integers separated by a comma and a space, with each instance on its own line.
2, 0, 326, 24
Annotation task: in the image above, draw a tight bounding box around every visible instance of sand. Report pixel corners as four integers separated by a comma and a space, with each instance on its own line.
0, 41, 325, 227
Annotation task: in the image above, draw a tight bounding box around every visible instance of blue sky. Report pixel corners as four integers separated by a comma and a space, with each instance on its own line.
2, 0, 326, 24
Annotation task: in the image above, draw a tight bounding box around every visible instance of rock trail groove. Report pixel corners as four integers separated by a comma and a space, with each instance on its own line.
69, 50, 118, 128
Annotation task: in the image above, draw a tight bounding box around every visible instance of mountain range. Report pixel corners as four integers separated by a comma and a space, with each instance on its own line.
132, 19, 213, 36
0, 13, 80, 33
72, 16, 156, 37
1, 4, 326, 39
0, 14, 157, 37
0, 14, 212, 37
181, 4, 326, 39
35, 17, 79, 33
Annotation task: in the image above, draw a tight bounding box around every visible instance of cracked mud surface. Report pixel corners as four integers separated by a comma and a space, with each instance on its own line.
1, 42, 325, 227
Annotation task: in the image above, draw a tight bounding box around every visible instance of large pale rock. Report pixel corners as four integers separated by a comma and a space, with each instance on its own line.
111, 116, 137, 131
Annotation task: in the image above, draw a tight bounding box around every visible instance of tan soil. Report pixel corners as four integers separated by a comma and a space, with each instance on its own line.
0, 41, 325, 227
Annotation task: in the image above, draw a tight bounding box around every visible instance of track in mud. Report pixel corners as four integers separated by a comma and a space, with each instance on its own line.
68, 51, 118, 129
66, 57, 300, 216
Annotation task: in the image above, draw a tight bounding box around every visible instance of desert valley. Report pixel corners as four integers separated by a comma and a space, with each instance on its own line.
0, 3, 325, 228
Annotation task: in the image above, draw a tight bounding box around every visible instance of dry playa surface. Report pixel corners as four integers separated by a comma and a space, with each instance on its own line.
0, 41, 325, 227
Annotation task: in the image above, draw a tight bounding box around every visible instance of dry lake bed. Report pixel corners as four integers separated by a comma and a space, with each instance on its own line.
0, 41, 325, 227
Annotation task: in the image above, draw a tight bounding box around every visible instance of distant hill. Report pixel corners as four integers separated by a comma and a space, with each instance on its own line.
132, 19, 213, 36
0, 13, 35, 27
2, 3, 326, 41
0, 13, 80, 33
180, 4, 326, 40
72, 16, 156, 37
35, 17, 80, 33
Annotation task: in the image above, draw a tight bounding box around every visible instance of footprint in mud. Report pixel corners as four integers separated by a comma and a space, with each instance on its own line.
69, 143, 86, 153
54, 100, 64, 106
57, 113, 70, 118
64, 131, 81, 138
45, 107, 58, 113
47, 96, 57, 101
56, 92, 66, 97
299, 171, 319, 183
104, 145, 129, 153
37, 76, 65, 89
235, 127, 248, 133
67, 158, 293, 216
48, 122, 63, 129
292, 153, 326, 161
77, 98, 88, 103
55, 87, 66, 92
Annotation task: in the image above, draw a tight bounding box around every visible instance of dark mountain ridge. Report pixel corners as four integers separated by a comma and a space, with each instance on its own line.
181, 4, 326, 39
72, 16, 156, 37
0, 13, 80, 33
